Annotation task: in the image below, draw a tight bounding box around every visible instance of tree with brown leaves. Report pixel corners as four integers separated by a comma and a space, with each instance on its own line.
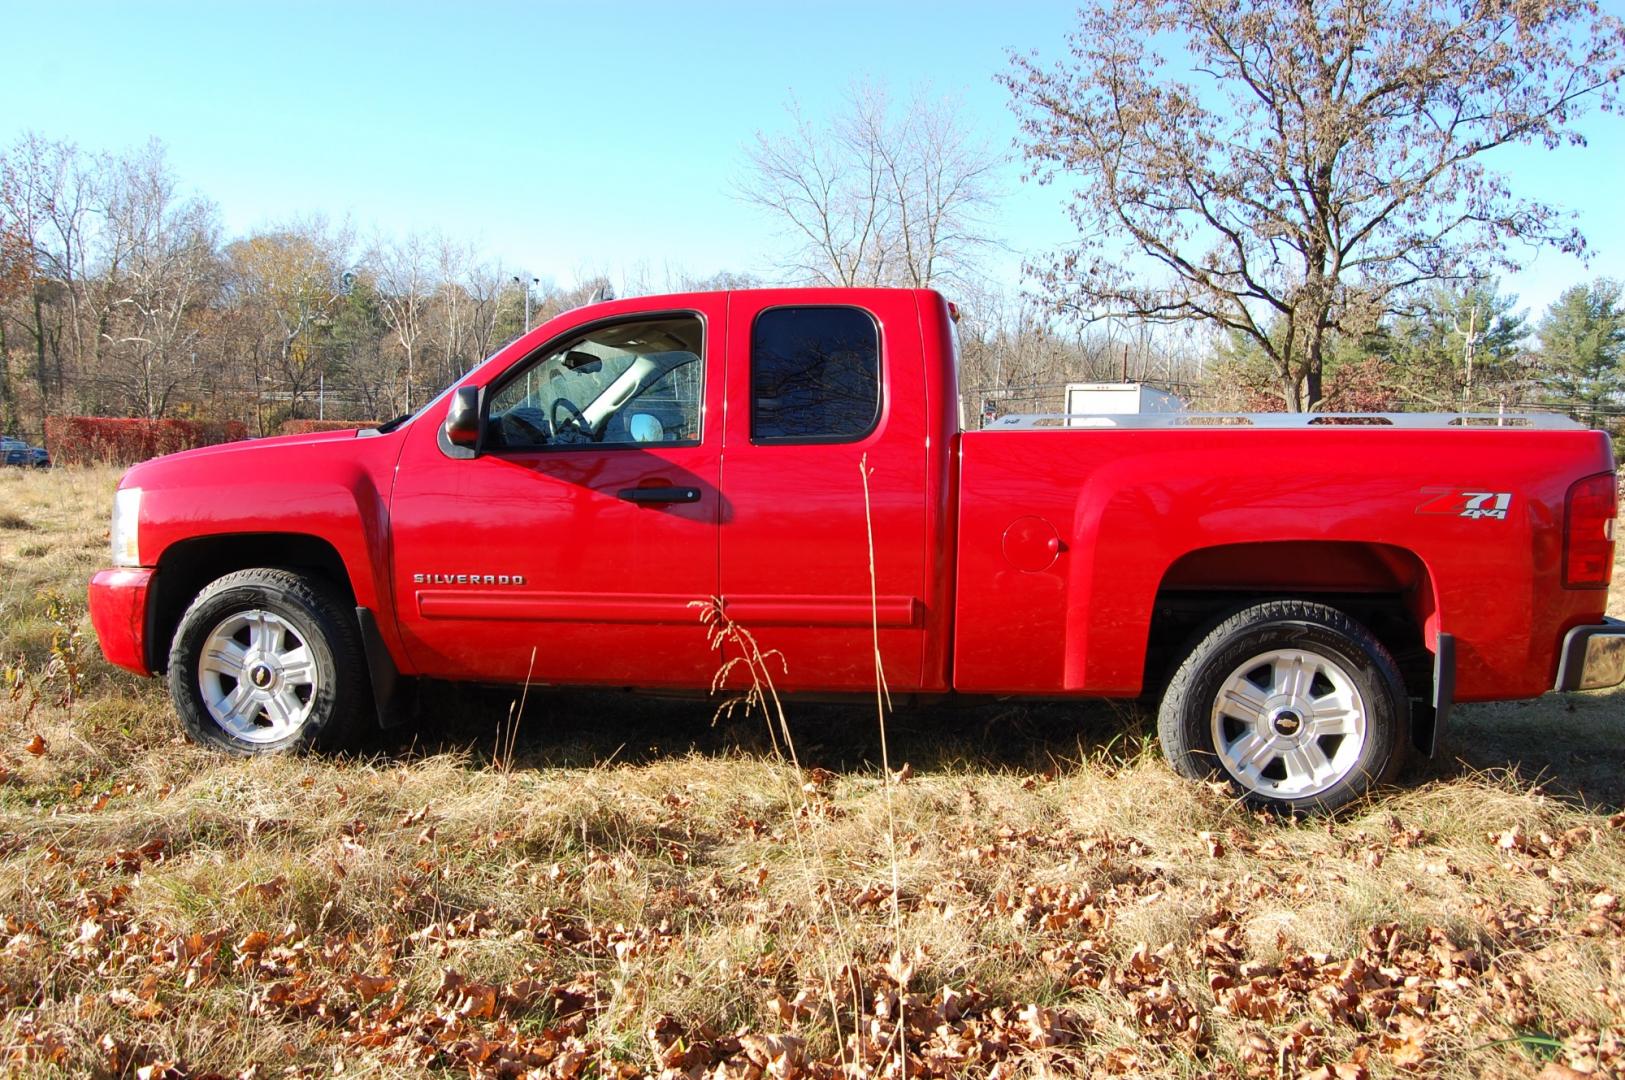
1003, 0, 1625, 410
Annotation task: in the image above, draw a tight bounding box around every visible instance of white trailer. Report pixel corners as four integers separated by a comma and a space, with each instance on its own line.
1063, 382, 1183, 426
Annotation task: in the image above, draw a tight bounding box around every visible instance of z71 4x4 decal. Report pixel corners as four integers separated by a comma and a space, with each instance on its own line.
1416, 489, 1513, 520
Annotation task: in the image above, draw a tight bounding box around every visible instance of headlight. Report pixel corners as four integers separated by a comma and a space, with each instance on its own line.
111, 488, 143, 567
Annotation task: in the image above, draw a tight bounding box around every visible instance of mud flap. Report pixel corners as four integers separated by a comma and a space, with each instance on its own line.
356, 606, 412, 729
1414, 632, 1454, 758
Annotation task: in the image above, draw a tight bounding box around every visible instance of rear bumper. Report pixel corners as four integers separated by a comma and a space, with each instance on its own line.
1555, 618, 1625, 692
88, 568, 156, 676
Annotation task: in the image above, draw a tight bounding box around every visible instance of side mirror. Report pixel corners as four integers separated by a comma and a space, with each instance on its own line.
444, 386, 483, 450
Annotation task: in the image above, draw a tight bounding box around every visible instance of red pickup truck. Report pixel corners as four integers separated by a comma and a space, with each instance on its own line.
88, 287, 1622, 811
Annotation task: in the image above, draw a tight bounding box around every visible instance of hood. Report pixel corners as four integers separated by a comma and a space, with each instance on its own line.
120, 427, 390, 489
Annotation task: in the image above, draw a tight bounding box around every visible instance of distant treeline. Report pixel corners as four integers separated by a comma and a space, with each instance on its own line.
3, 134, 1621, 444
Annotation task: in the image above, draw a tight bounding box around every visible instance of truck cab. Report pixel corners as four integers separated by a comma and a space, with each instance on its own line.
387, 288, 959, 693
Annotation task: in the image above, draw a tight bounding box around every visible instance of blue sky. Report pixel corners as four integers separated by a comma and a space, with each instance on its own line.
7, 0, 1622, 316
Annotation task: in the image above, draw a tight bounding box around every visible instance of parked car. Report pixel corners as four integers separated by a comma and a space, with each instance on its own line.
1, 437, 49, 468
86, 287, 1622, 812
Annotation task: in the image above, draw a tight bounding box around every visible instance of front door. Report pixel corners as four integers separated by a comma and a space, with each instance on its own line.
389, 302, 726, 687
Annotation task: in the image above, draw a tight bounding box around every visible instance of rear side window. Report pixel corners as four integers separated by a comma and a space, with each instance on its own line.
751, 306, 880, 443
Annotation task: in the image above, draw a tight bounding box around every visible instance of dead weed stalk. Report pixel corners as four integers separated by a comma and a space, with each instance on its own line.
860, 452, 909, 1078
692, 597, 863, 1069
491, 645, 537, 773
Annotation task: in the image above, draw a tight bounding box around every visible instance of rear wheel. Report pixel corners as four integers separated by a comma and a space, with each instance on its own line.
1157, 600, 1407, 813
168, 568, 368, 754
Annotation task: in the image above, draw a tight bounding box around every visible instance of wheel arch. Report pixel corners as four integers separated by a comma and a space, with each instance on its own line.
1143, 539, 1441, 754
146, 533, 358, 673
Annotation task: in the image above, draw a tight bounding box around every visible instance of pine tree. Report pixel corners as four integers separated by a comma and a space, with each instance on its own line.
1537, 280, 1625, 426
1388, 282, 1528, 409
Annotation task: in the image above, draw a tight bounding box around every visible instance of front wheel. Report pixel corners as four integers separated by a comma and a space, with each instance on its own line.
1157, 600, 1408, 813
168, 568, 369, 754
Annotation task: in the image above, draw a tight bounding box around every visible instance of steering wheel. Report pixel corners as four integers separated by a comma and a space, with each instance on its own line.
551, 397, 593, 443
500, 407, 550, 446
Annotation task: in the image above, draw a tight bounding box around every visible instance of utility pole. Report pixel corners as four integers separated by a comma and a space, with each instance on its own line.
513, 275, 539, 332
1463, 302, 1479, 410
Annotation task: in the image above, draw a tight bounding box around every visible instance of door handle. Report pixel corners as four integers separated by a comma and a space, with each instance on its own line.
617, 486, 701, 505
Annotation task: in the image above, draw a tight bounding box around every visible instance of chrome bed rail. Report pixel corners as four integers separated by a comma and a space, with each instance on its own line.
982, 411, 1584, 431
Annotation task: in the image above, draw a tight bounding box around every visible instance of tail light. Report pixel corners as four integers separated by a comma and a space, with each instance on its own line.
1563, 472, 1618, 588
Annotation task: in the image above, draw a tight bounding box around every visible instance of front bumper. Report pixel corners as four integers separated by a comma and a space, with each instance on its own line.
1555, 617, 1625, 692
88, 568, 157, 676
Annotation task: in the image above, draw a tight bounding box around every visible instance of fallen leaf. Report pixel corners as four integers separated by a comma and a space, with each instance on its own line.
348, 972, 397, 1003
233, 875, 287, 903
1536, 1065, 1590, 1080
739, 1033, 805, 1073
235, 931, 270, 961
107, 988, 162, 1019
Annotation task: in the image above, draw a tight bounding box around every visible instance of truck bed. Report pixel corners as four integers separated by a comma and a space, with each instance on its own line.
952, 417, 1615, 701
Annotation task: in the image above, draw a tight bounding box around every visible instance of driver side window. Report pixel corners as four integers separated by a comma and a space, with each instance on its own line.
485, 314, 704, 451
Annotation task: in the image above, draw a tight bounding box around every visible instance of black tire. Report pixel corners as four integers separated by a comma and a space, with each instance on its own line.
1157, 600, 1408, 814
167, 568, 370, 754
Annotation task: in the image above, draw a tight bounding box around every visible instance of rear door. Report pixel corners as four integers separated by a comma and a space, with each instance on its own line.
718, 291, 931, 691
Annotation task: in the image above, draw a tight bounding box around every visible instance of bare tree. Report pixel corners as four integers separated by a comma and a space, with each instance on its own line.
96, 141, 221, 418
0, 167, 27, 433
369, 230, 436, 413
431, 234, 475, 386
226, 218, 349, 426
864, 87, 1005, 288
1003, 0, 1625, 410
0, 135, 98, 424
463, 262, 518, 366
954, 283, 1190, 421
740, 82, 1003, 288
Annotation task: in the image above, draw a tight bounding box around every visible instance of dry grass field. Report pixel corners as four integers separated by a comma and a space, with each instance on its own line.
0, 465, 1621, 1079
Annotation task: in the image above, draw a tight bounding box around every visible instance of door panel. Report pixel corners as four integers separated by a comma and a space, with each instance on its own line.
388, 302, 726, 686
718, 291, 929, 692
